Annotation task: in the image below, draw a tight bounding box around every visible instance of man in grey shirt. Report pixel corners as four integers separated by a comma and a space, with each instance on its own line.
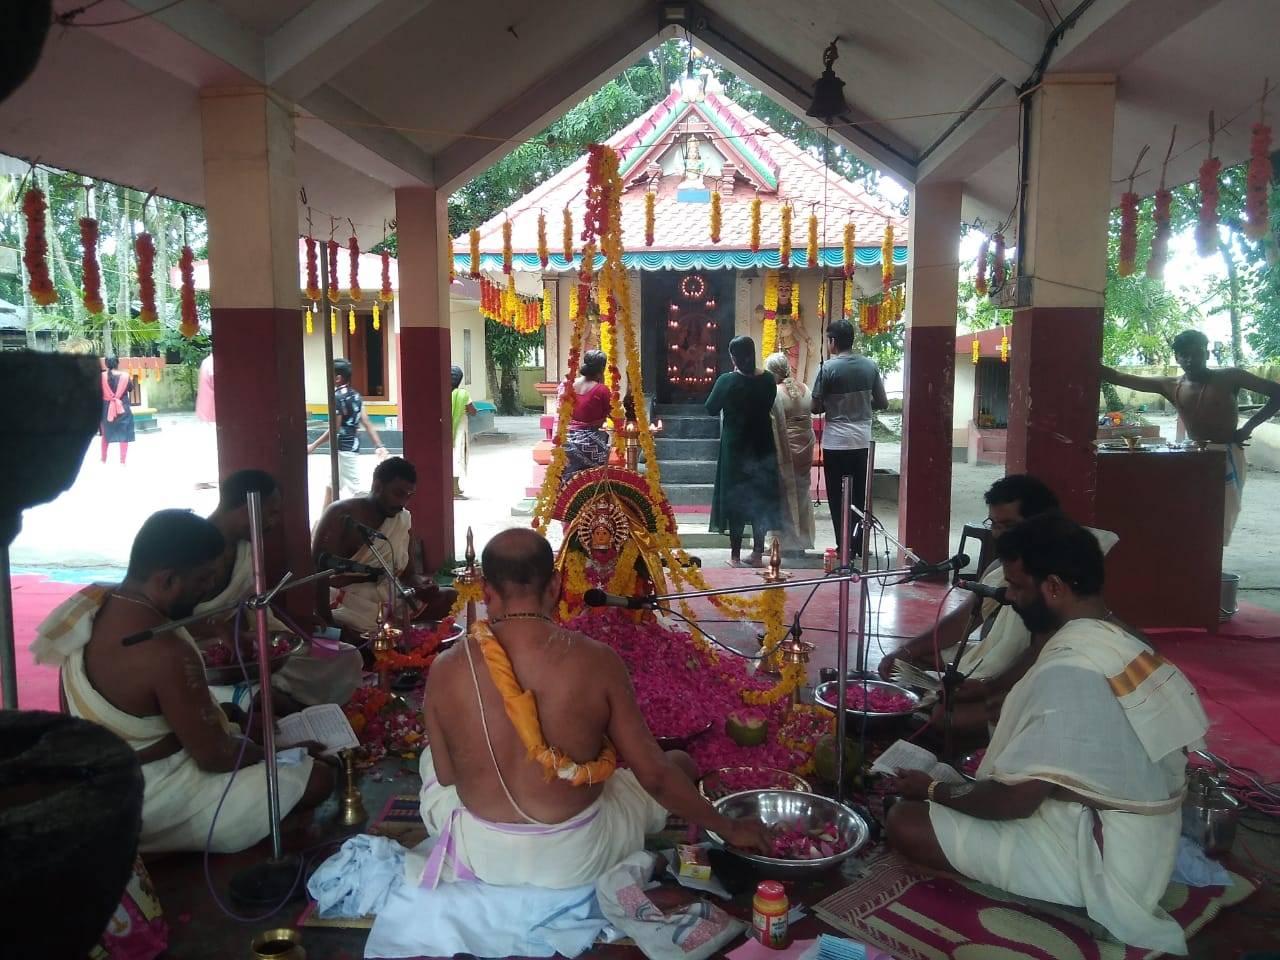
811, 319, 888, 548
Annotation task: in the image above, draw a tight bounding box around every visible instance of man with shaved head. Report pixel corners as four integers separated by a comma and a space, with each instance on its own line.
413, 527, 769, 889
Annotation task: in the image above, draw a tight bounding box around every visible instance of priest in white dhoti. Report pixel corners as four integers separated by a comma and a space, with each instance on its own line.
312, 457, 456, 636
33, 510, 332, 853
195, 470, 365, 709
886, 514, 1209, 954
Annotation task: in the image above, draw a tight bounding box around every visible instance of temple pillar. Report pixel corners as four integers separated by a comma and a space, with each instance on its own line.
898, 181, 962, 563
1007, 75, 1116, 523
394, 186, 454, 568
200, 88, 310, 594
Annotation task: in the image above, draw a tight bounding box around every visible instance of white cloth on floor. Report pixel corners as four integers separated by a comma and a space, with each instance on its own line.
411, 744, 667, 888
198, 540, 364, 706
308, 834, 406, 919
330, 509, 413, 634
32, 586, 314, 854
366, 839, 607, 959
1172, 835, 1231, 888
596, 851, 747, 960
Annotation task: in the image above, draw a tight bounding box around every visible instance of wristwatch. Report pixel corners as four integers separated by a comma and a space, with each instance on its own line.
927, 779, 942, 803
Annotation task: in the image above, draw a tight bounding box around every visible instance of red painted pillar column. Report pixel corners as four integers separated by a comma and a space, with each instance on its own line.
898, 181, 962, 563
394, 186, 454, 569
1006, 76, 1116, 523
200, 89, 311, 596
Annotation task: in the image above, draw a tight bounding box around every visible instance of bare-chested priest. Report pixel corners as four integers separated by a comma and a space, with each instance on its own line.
312, 456, 456, 634
1102, 329, 1280, 544
412, 528, 770, 889
33, 509, 333, 853
194, 469, 363, 709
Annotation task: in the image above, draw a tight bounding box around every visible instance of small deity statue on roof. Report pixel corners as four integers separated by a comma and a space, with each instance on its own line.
682, 137, 706, 186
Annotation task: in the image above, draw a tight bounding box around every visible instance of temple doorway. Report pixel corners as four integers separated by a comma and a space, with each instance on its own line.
642, 270, 735, 405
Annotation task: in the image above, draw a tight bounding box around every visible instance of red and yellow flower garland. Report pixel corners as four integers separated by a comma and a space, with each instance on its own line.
1196, 155, 1222, 257
1146, 188, 1173, 279
991, 231, 1006, 290
348, 235, 362, 302
135, 232, 157, 323
975, 236, 990, 296
1245, 121, 1272, 241
179, 245, 198, 337
305, 236, 321, 301
21, 189, 56, 307
79, 218, 104, 315
327, 239, 340, 303
1118, 192, 1139, 276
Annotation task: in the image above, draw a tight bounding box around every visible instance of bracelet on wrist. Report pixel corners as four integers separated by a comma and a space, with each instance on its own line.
927, 780, 942, 803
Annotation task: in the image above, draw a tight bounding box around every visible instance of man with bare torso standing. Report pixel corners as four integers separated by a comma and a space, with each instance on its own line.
413, 528, 769, 888
1102, 329, 1280, 544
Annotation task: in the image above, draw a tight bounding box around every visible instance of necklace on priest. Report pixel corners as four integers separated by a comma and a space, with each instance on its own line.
491, 611, 555, 625
111, 590, 165, 617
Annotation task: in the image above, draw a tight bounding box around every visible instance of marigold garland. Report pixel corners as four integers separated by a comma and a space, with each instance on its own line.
749, 195, 761, 253
779, 204, 793, 267
348, 306, 357, 335
762, 270, 779, 353
881, 223, 894, 292
1196, 156, 1222, 257
1000, 329, 1011, 364
709, 190, 722, 244
842, 222, 854, 279
448, 234, 455, 283
777, 705, 835, 776
563, 207, 574, 263
991, 232, 1007, 290
975, 236, 990, 296
806, 212, 819, 267
380, 250, 393, 303
843, 277, 853, 319
644, 191, 655, 246
326, 239, 340, 303
305, 307, 314, 336
502, 219, 513, 275
1118, 192, 1139, 276
305, 236, 321, 301
1245, 122, 1273, 241
447, 577, 486, 620
330, 307, 337, 336
79, 218, 104, 315
1146, 189, 1173, 280
21, 189, 57, 307
542, 286, 553, 328
468, 229, 481, 279
537, 211, 549, 268
135, 232, 157, 323
816, 277, 827, 321
179, 245, 198, 337
970, 336, 981, 364
347, 236, 362, 302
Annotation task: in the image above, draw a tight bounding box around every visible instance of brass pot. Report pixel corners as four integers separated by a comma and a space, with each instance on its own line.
251, 928, 305, 960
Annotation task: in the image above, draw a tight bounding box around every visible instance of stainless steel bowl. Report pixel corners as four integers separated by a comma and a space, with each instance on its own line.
814, 679, 920, 719
706, 789, 869, 878
202, 633, 303, 685
409, 619, 466, 650
698, 766, 812, 802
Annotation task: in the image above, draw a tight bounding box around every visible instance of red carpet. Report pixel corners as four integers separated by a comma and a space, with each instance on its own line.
9, 573, 80, 712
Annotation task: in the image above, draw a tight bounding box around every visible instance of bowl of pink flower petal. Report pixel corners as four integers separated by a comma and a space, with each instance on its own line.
201, 633, 302, 685
698, 766, 811, 802
707, 789, 869, 878
814, 679, 920, 732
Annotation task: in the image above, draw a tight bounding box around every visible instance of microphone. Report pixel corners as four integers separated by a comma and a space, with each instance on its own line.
583, 588, 658, 610
344, 515, 387, 541
907, 552, 970, 579
317, 553, 380, 577
954, 579, 1009, 605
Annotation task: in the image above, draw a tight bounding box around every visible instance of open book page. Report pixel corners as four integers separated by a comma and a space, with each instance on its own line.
870, 739, 966, 785
276, 703, 359, 756
892, 662, 943, 693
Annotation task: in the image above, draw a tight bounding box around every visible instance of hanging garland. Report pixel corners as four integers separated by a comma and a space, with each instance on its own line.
991, 231, 1007, 291
537, 211, 549, 268
1196, 112, 1222, 258
970, 336, 981, 365
881, 222, 894, 292
326, 239, 340, 303
1147, 188, 1173, 280
468, 229, 481, 279
348, 306, 357, 335
502, 219, 513, 275
377, 250, 392, 333
305, 236, 321, 301
779, 204, 792, 267
842, 222, 854, 279
749, 194, 761, 253
807, 212, 819, 267
709, 190, 722, 244
179, 245, 198, 338
22, 188, 57, 307
477, 277, 546, 332
305, 306, 314, 336
762, 270, 779, 354
644, 190, 655, 247
79, 218, 104, 315
563, 207, 574, 263
1118, 146, 1146, 278
577, 240, 596, 320
135, 232, 157, 323
330, 307, 337, 336
448, 234, 455, 283
817, 276, 827, 322
974, 235, 990, 296
1000, 327, 1011, 364
348, 235, 362, 302
842, 276, 853, 319
1245, 117, 1273, 241
542, 286, 553, 327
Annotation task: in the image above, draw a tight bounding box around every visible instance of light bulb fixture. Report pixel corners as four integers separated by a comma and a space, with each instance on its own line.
806, 39, 849, 122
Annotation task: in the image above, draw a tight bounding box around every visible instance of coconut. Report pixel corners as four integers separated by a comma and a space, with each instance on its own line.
724, 709, 768, 747
813, 733, 862, 786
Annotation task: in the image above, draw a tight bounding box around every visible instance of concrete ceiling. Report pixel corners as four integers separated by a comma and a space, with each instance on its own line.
1, 0, 1274, 244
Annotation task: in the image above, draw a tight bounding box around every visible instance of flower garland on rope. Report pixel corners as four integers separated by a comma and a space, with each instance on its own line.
468, 229, 481, 279
975, 235, 990, 296
762, 270, 779, 354
807, 211, 819, 267
881, 223, 894, 292
644, 191, 655, 246
135, 232, 157, 323
779, 204, 793, 267
749, 194, 761, 253
1196, 113, 1222, 258
1245, 117, 1273, 241
22, 189, 57, 307
991, 232, 1007, 291
843, 277, 854, 320
542, 286, 553, 328
502, 219, 513, 275
348, 235, 363, 302
329, 307, 337, 337
1147, 189, 1173, 279
710, 190, 722, 244
1118, 146, 1146, 277
179, 245, 198, 337
842, 222, 854, 279
817, 276, 827, 322
563, 207, 574, 264
537, 211, 549, 268
304, 236, 321, 301
327, 239, 340, 303
376, 250, 393, 332
348, 306, 357, 335
79, 218, 104, 315
446, 578, 485, 620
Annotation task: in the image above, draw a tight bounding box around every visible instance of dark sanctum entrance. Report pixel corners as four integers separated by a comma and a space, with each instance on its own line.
641, 269, 735, 405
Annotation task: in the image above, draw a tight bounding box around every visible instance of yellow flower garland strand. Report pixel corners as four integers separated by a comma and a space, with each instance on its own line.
843, 222, 855, 278
881, 223, 894, 292
779, 204, 793, 267
537, 211, 548, 267
502, 220, 513, 275
817, 278, 826, 322
710, 190, 722, 243
806, 212, 819, 267
563, 207, 574, 263
749, 194, 761, 253
469, 229, 481, 279
644, 191, 656, 247
447, 578, 485, 620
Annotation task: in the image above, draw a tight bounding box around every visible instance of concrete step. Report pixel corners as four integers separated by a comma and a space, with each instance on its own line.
662, 482, 714, 507
653, 437, 719, 461
654, 403, 710, 417
659, 416, 719, 440
657, 460, 717, 484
